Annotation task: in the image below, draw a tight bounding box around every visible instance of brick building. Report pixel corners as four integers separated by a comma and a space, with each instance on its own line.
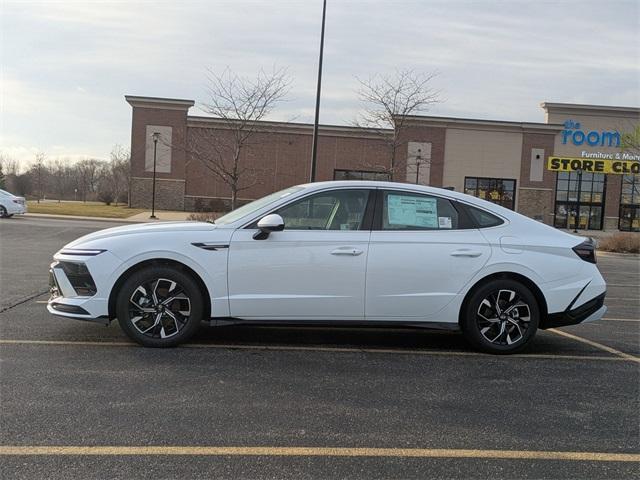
126, 96, 639, 232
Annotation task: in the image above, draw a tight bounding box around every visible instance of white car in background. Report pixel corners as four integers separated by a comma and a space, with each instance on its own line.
47, 181, 607, 354
0, 188, 27, 218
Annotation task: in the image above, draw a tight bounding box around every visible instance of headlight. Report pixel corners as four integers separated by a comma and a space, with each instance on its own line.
58, 248, 106, 256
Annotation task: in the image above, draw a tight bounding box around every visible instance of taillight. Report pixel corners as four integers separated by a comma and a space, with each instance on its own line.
572, 239, 597, 264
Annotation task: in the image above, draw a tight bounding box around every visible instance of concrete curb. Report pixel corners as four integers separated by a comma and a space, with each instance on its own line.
23, 213, 142, 223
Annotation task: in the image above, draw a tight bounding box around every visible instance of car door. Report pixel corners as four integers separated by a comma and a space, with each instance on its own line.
365, 189, 491, 320
227, 188, 374, 320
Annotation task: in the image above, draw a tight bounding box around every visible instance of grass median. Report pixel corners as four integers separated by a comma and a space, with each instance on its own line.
27, 201, 145, 219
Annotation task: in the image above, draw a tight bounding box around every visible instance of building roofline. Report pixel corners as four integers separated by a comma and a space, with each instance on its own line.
540, 102, 640, 115
125, 95, 195, 109
187, 115, 393, 138
399, 114, 563, 132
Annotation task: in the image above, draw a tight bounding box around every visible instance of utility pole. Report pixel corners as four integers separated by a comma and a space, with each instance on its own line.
309, 0, 327, 182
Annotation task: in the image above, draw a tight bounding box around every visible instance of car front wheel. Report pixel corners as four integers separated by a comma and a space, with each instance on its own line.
461, 279, 539, 354
116, 266, 203, 347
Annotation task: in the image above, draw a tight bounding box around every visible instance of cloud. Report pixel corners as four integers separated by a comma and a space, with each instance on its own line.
1, 0, 638, 163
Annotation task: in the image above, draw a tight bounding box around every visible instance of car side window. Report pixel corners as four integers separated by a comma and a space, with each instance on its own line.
276, 189, 370, 230
466, 205, 504, 228
381, 191, 459, 230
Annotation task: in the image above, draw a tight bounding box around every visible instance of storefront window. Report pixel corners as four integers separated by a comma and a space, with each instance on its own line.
554, 171, 605, 230
334, 169, 391, 181
619, 174, 640, 232
464, 177, 516, 210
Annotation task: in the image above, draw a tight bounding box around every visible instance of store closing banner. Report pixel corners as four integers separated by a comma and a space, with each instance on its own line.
547, 156, 640, 174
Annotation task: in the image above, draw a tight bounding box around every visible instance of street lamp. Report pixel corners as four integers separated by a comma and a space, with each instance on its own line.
309, 0, 327, 182
573, 168, 583, 233
415, 149, 423, 184
150, 132, 160, 219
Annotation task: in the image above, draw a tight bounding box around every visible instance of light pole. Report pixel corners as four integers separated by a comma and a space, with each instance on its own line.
150, 132, 160, 219
573, 168, 583, 233
309, 0, 327, 182
415, 149, 423, 184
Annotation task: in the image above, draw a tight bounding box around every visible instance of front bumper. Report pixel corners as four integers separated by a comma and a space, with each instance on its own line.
47, 253, 117, 324
541, 292, 607, 329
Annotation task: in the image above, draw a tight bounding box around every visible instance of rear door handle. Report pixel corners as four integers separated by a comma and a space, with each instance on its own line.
450, 249, 483, 257
331, 247, 363, 256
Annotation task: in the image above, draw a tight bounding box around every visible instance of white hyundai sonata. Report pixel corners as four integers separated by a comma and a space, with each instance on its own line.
47, 181, 606, 353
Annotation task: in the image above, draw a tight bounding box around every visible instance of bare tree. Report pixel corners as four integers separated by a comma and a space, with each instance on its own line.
620, 124, 640, 158
49, 158, 73, 202
110, 145, 131, 205
354, 69, 441, 177
77, 159, 101, 202
31, 152, 46, 203
189, 66, 292, 210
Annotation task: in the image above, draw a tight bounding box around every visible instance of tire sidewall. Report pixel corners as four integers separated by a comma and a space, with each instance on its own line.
116, 266, 203, 347
462, 279, 539, 354
0, 206, 7, 218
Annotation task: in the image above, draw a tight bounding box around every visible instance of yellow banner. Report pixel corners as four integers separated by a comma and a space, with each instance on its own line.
547, 156, 640, 174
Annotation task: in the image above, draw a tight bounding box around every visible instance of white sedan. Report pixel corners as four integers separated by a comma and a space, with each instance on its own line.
0, 189, 27, 217
47, 181, 606, 353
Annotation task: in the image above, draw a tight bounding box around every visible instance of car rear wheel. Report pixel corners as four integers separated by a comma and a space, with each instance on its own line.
461, 279, 539, 354
116, 266, 203, 347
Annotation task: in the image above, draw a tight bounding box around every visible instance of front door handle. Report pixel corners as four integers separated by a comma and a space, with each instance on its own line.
331, 247, 363, 256
450, 249, 482, 257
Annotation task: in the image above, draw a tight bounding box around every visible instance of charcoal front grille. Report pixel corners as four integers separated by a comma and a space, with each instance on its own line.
58, 261, 97, 297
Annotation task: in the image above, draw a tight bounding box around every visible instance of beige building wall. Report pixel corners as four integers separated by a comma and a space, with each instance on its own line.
546, 110, 637, 158
442, 128, 523, 208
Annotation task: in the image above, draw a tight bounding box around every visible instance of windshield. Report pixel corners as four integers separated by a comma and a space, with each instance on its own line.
214, 186, 305, 225
0, 189, 13, 197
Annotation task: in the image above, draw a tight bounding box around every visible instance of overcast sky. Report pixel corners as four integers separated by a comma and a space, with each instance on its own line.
2, 0, 639, 166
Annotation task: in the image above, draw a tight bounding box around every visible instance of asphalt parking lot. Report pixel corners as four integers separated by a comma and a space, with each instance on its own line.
1, 216, 638, 479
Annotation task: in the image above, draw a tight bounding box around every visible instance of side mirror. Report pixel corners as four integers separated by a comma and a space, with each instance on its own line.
253, 213, 285, 240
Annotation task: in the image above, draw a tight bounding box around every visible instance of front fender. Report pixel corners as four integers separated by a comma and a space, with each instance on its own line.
109, 248, 229, 318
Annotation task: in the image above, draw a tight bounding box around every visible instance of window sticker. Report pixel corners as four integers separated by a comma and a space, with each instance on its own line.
438, 216, 452, 229
387, 194, 438, 228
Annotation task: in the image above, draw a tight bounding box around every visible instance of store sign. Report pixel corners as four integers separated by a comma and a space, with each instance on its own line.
547, 156, 640, 174
561, 120, 620, 147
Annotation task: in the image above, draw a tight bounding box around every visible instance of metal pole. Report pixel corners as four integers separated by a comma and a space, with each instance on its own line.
573, 169, 582, 233
150, 134, 159, 219
310, 0, 326, 182
415, 159, 421, 184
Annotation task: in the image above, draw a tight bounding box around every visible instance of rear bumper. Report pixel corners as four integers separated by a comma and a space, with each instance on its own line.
541, 292, 607, 329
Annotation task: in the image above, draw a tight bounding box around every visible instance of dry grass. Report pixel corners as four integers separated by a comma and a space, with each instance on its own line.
598, 233, 640, 254
27, 201, 144, 219
187, 211, 222, 222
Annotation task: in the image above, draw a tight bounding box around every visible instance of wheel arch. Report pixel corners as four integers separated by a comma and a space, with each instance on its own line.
458, 271, 548, 327
108, 258, 212, 321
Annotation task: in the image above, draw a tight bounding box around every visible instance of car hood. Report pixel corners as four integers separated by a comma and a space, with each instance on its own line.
64, 221, 217, 249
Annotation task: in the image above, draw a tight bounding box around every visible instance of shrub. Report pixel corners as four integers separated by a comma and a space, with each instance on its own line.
598, 233, 640, 254
97, 189, 115, 205
187, 211, 221, 223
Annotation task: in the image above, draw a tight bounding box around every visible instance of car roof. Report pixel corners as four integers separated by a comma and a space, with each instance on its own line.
298, 180, 487, 205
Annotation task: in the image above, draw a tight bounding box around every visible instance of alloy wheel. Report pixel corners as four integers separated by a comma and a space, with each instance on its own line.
128, 278, 191, 339
476, 289, 531, 346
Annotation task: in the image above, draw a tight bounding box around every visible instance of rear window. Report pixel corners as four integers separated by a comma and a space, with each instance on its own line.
466, 205, 504, 228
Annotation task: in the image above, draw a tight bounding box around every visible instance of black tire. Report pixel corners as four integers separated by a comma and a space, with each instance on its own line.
461, 279, 539, 354
0, 206, 8, 218
116, 265, 203, 347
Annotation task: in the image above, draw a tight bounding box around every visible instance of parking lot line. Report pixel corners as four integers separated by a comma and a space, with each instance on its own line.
0, 446, 637, 462
0, 338, 629, 362
602, 317, 640, 322
548, 329, 640, 363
